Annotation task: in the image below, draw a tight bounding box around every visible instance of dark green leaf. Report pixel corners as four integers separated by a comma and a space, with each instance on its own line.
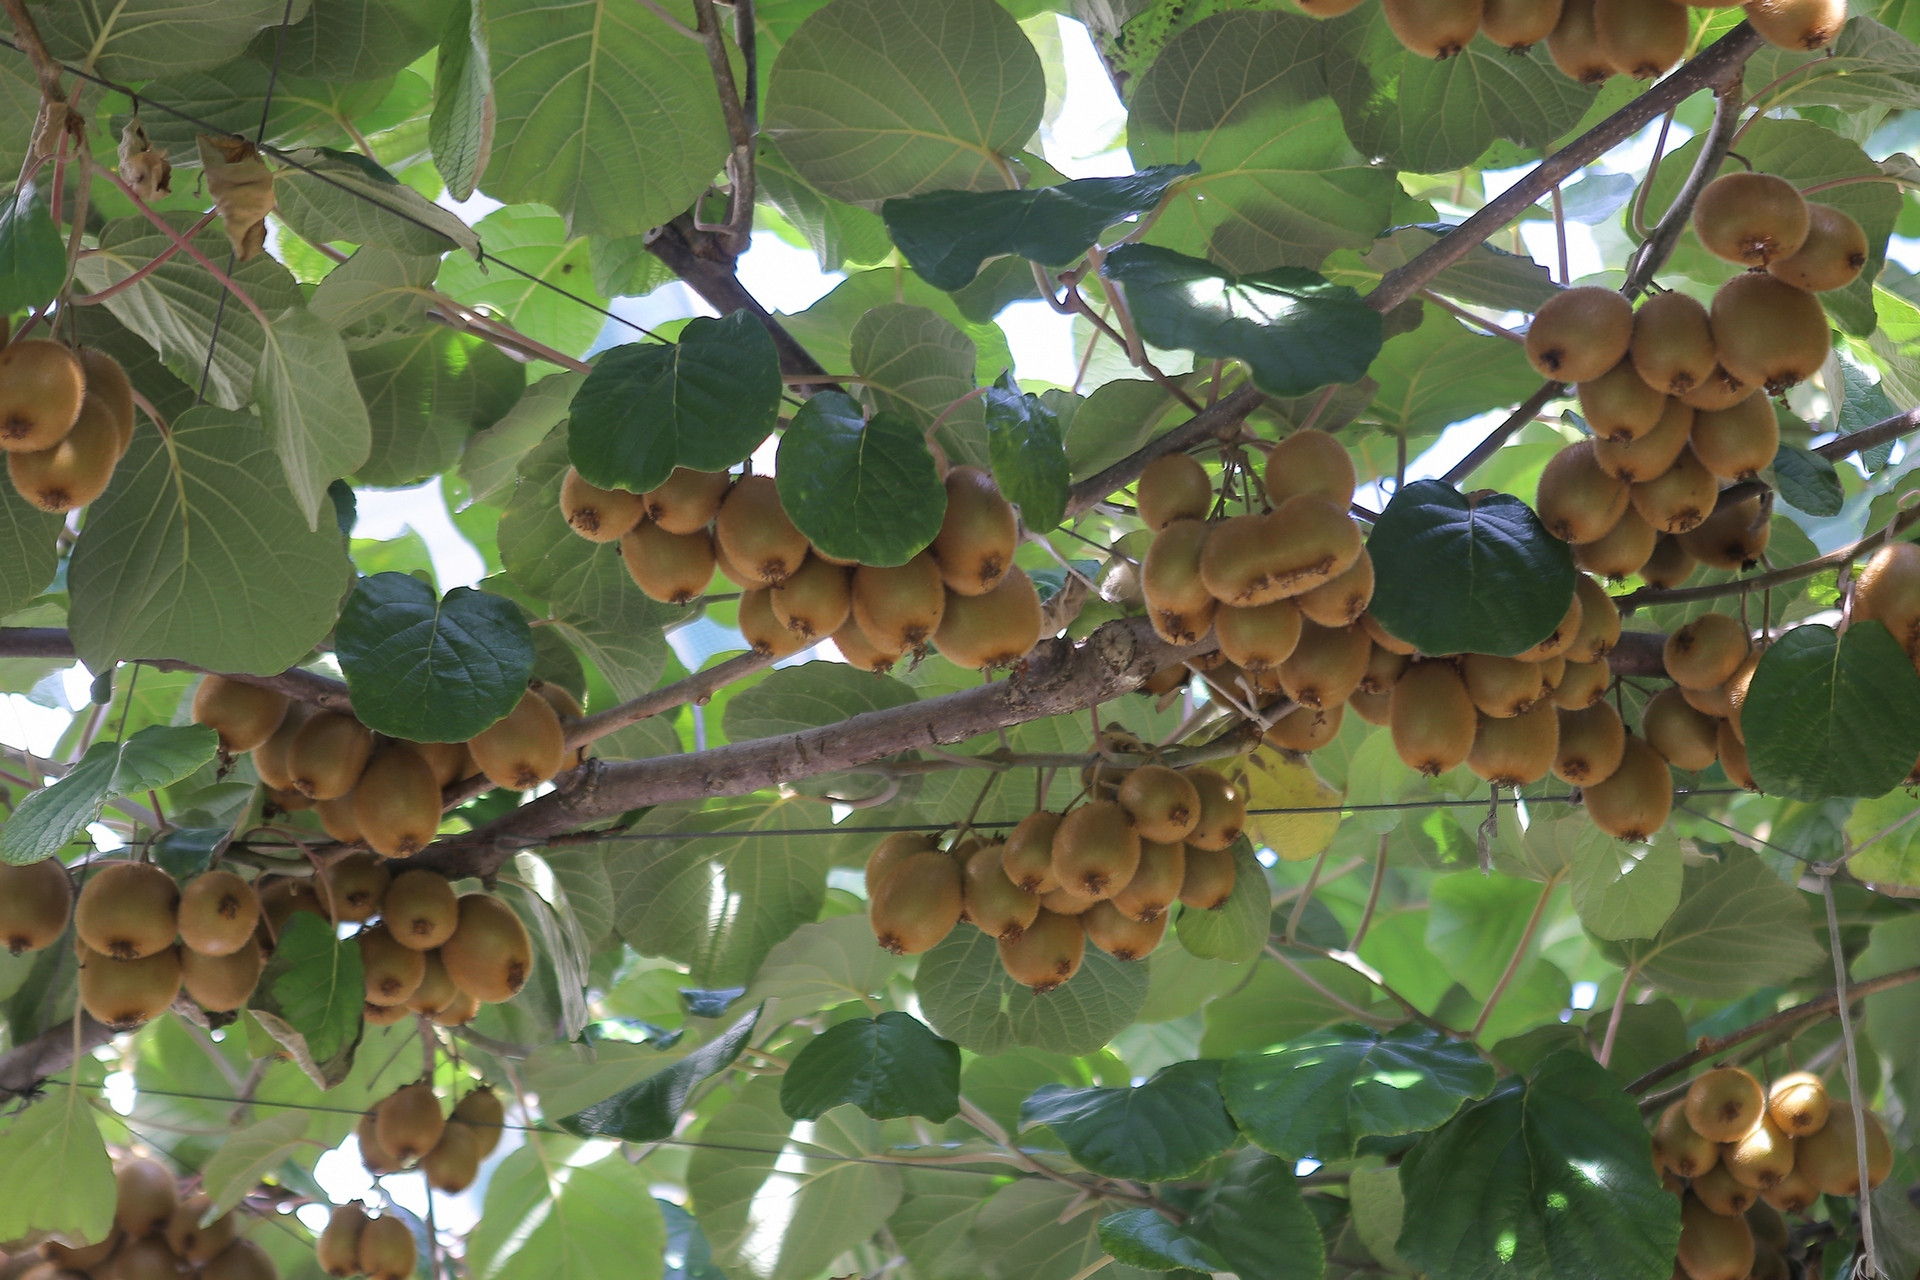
0, 182, 65, 315
1743, 622, 1920, 800
915, 925, 1148, 1055
560, 1006, 761, 1142
253, 913, 364, 1088
334, 572, 535, 743
660, 1200, 725, 1280
567, 312, 782, 493
1100, 244, 1382, 397
1172, 840, 1269, 963
1366, 480, 1577, 656
1598, 848, 1824, 998
1, 725, 218, 864
984, 375, 1070, 534
1188, 1150, 1326, 1280
1772, 444, 1845, 516
1097, 1210, 1227, 1274
880, 163, 1199, 290
1221, 1023, 1496, 1160
779, 1011, 961, 1122
1396, 1051, 1679, 1280
1838, 354, 1898, 469
1018, 1060, 1236, 1181
774, 394, 947, 566
150, 828, 227, 881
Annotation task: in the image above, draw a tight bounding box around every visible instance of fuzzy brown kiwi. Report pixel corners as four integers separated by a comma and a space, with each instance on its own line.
1641, 533, 1697, 589
190, 677, 289, 755
115, 1157, 178, 1238
432, 990, 478, 1029
258, 878, 331, 951
1116, 764, 1201, 843
1688, 392, 1778, 481
1724, 649, 1762, 741
643, 467, 731, 534
868, 850, 963, 954
1692, 1162, 1758, 1217
1854, 541, 1920, 653
1295, 547, 1374, 628
1694, 173, 1810, 267
1137, 453, 1212, 531
363, 999, 410, 1026
1263, 701, 1343, 752
1680, 364, 1753, 411
851, 552, 947, 655
1516, 589, 1584, 666
1593, 0, 1686, 76
1746, 1202, 1790, 1253
1710, 272, 1830, 393
1629, 447, 1718, 535
1390, 661, 1477, 776
76, 861, 179, 960
1050, 800, 1142, 900
620, 520, 718, 606
80, 348, 135, 452
1743, 0, 1846, 50
559, 468, 644, 542
407, 949, 459, 1016
323, 852, 391, 926
961, 842, 1041, 940
716, 474, 809, 586
933, 567, 1043, 669
250, 702, 311, 793
1381, 0, 1484, 56
1629, 290, 1718, 396
112, 1236, 185, 1280
452, 1087, 506, 1157
1536, 442, 1629, 543
1296, 0, 1368, 12
1664, 611, 1750, 690
1679, 671, 1733, 717
166, 1196, 236, 1266
287, 712, 374, 801
712, 535, 757, 589
376, 1083, 445, 1164
350, 747, 442, 859
998, 812, 1060, 895
1683, 1067, 1765, 1144
1215, 598, 1302, 672
1276, 620, 1372, 709
1109, 839, 1186, 923
0, 339, 84, 452
1654, 1101, 1718, 1178
1560, 578, 1621, 665
357, 1215, 416, 1280
1553, 701, 1626, 785
1528, 286, 1632, 381
1759, 1162, 1818, 1213
1362, 612, 1419, 656
421, 1119, 483, 1194
356, 1108, 405, 1175
1467, 701, 1560, 786
1177, 843, 1237, 910
770, 553, 852, 639
180, 937, 262, 1012
0, 857, 70, 955
359, 925, 426, 1006
1594, 396, 1693, 483
1582, 733, 1672, 839
1083, 899, 1167, 961
409, 739, 470, 790
1360, 644, 1411, 696
1482, 0, 1563, 48
383, 870, 459, 952
469, 689, 566, 791
739, 587, 808, 658
316, 792, 363, 844
1195, 513, 1271, 608
828, 618, 898, 674
1264, 428, 1358, 507
78, 943, 181, 1030
1265, 493, 1365, 600
998, 908, 1086, 992
1679, 494, 1771, 572
1552, 658, 1611, 710
1577, 356, 1667, 443
1461, 654, 1543, 718
1143, 518, 1218, 644
1184, 768, 1246, 850
440, 893, 533, 1003
1642, 687, 1721, 771
1796, 1106, 1893, 1195
865, 831, 937, 898
1724, 1113, 1795, 1191
1767, 203, 1867, 291
1766, 1070, 1829, 1136
177, 869, 260, 958
932, 466, 1019, 596
8, 392, 121, 512
1039, 885, 1097, 915
318, 1202, 368, 1278
208, 1239, 279, 1280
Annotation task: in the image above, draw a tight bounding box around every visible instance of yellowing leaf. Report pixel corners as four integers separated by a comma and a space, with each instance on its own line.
1240, 750, 1342, 861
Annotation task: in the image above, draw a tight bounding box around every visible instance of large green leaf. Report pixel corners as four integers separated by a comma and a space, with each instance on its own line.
1397, 1051, 1679, 1280
274, 147, 479, 257
1568, 832, 1683, 941
251, 913, 364, 1089
0, 182, 64, 317
742, 916, 900, 1018
1366, 480, 1576, 657
969, 1182, 1110, 1280
1599, 848, 1824, 997
1019, 1059, 1236, 1181
67, 408, 352, 676
1201, 956, 1377, 1057
983, 375, 1070, 534
481, 0, 728, 237
0, 477, 62, 616
1172, 840, 1271, 964
198, 1112, 311, 1220
244, 0, 441, 81
0, 1088, 116, 1245
763, 0, 1045, 205
774, 396, 947, 566
431, 0, 492, 201
1368, 305, 1543, 438
255, 305, 374, 529
351, 328, 485, 487
1187, 1151, 1327, 1280
780, 1012, 961, 1122
915, 925, 1149, 1056
1427, 871, 1548, 1000
467, 1140, 668, 1280
847, 303, 989, 466
436, 206, 608, 357
568, 313, 782, 494
1744, 18, 1920, 114
37, 0, 302, 78
560, 1007, 760, 1140
308, 246, 440, 350
1098, 1210, 1226, 1274
1222, 1023, 1496, 1160
1102, 244, 1381, 397
0, 724, 217, 865
1741, 622, 1920, 800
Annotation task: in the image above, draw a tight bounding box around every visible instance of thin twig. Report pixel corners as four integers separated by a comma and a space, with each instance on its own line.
1469, 873, 1560, 1040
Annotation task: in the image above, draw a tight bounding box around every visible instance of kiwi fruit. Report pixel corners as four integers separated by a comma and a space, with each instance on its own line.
1003, 813, 1063, 894
994, 907, 1084, 991
1109, 839, 1186, 923
851, 553, 947, 654
771, 554, 852, 639
1212, 599, 1297, 672
1677, 1194, 1754, 1280
420, 1119, 483, 1194
829, 618, 898, 673
1664, 612, 1749, 690
1178, 842, 1238, 909
287, 712, 375, 801
1678, 493, 1770, 570
1537, 442, 1629, 544
739, 587, 807, 658
356, 1214, 416, 1280
1528, 286, 1632, 381
413, 736, 475, 788
1746, 1201, 1790, 1252
1381, 0, 1483, 56
376, 1082, 445, 1164
210, 1240, 280, 1280
865, 831, 937, 897
1692, 1161, 1758, 1217
1684, 1066, 1766, 1143
1295, 548, 1374, 628
383, 870, 459, 951
1184, 768, 1246, 850
1593, 0, 1685, 75
0, 340, 85, 452
1695, 173, 1810, 267
176, 870, 260, 958
1724, 649, 1762, 740
1723, 1113, 1795, 1190
1143, 518, 1218, 644
1655, 1101, 1718, 1177
620, 520, 717, 605
642, 467, 730, 533
1553, 701, 1626, 785
180, 937, 262, 1012
363, 999, 410, 1026
250, 703, 312, 792
929, 466, 1018, 596
961, 843, 1041, 941
1363, 612, 1419, 656
347, 748, 440, 859
76, 347, 133, 450
1578, 356, 1668, 443
1482, 0, 1563, 48
9, 392, 121, 512
869, 850, 964, 954
258, 877, 330, 946
324, 852, 392, 926
77, 861, 179, 960
0, 857, 70, 955
1642, 687, 1721, 771
1391, 660, 1478, 776
1710, 272, 1831, 393
1552, 659, 1611, 711
1795, 1105, 1893, 1195
1516, 589, 1584, 665
114, 1158, 177, 1238
1854, 540, 1920, 653
715, 474, 809, 586
1630, 291, 1718, 396
1039, 885, 1097, 916
1266, 494, 1365, 600
1681, 366, 1754, 414
1688, 393, 1778, 481
933, 566, 1043, 669
406, 948, 459, 1016
317, 1203, 367, 1278
47, 1235, 124, 1274
1265, 701, 1344, 752
1467, 702, 1560, 786
1360, 644, 1411, 696
1641, 533, 1696, 589
1759, 1161, 1817, 1213
354, 1108, 403, 1175
111, 1237, 184, 1280
189, 677, 289, 755
452, 1087, 506, 1156
1265, 429, 1358, 507
1743, 0, 1846, 50
1767, 203, 1866, 291
440, 893, 533, 1003
1050, 800, 1143, 900
1768, 1069, 1829, 1136
1590, 521, 1660, 593
558, 468, 643, 542
1463, 653, 1544, 718
359, 925, 426, 1006
1083, 899, 1167, 961
1117, 764, 1202, 843
1137, 454, 1212, 530
1558, 578, 1620, 666
1630, 448, 1718, 535
469, 689, 566, 791
1582, 733, 1672, 839
315, 792, 363, 844
1595, 396, 1693, 483
1196, 514, 1271, 608
1748, 1244, 1789, 1280
1276, 620, 1371, 709
79, 943, 181, 1030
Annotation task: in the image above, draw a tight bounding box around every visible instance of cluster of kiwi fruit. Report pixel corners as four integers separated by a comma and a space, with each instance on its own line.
1, 1154, 273, 1280
314, 1198, 417, 1280
863, 757, 1247, 990
345, 1082, 503, 1203
194, 674, 580, 858
561, 463, 1045, 673
1293, 0, 1841, 71
0, 336, 138, 516
1654, 1065, 1890, 1280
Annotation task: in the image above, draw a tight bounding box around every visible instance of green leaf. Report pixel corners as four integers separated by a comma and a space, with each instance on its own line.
1366, 480, 1577, 657
1427, 871, 1547, 1000
351, 328, 486, 487
436, 206, 607, 357
1100, 244, 1382, 398
1743, 18, 1920, 115
1858, 914, 1920, 1088
430, 0, 491, 202
1097, 1210, 1227, 1274
0, 477, 64, 617
914, 924, 1148, 1056
567, 313, 782, 493
1221, 1023, 1497, 1161
880, 164, 1199, 290
1330, 225, 1559, 313
774, 394, 947, 565
970, 1181, 1109, 1280
67, 407, 351, 676
273, 148, 479, 258
0, 182, 64, 316
1368, 306, 1543, 439
743, 916, 900, 1018
1599, 848, 1825, 997
1568, 832, 1682, 941
559, 1006, 760, 1141
1, 724, 219, 864
1187, 1150, 1327, 1280
780, 1011, 961, 1122
1396, 1051, 1679, 1280
254, 305, 374, 529
245, 0, 440, 81
1846, 788, 1920, 890
198, 1111, 310, 1220
984, 375, 1070, 534
788, 272, 1013, 398
723, 662, 919, 740
1200, 956, 1377, 1057
309, 246, 440, 349
763, 0, 1045, 205
1743, 622, 1920, 800
1348, 1165, 1411, 1273
846, 302, 989, 465
1772, 444, 1845, 517
467, 1141, 667, 1280
462, 371, 583, 504
482, 0, 727, 237
37, 1, 301, 78
252, 913, 364, 1089
1018, 1060, 1236, 1181
1173, 840, 1270, 964
0, 1088, 116, 1245
334, 573, 535, 743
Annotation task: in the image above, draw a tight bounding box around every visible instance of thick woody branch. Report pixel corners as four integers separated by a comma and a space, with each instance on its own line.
1063, 385, 1266, 518
0, 631, 354, 713
644, 217, 837, 390
0, 0, 61, 104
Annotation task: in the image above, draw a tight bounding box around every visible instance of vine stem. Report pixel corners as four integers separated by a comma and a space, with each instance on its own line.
1469, 872, 1561, 1040
69, 210, 221, 304
1596, 961, 1639, 1068
1821, 874, 1878, 1275
0, 0, 61, 102
1284, 846, 1331, 944
1351, 833, 1390, 951
1618, 503, 1920, 610
91, 162, 272, 330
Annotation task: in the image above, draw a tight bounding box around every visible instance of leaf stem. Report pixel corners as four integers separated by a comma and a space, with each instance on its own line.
69, 209, 220, 304
1595, 961, 1638, 1068
1468, 872, 1560, 1040
90, 161, 272, 330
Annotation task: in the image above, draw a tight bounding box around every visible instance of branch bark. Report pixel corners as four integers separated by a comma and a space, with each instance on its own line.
0, 0, 62, 104
0, 630, 355, 713
644, 217, 838, 391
